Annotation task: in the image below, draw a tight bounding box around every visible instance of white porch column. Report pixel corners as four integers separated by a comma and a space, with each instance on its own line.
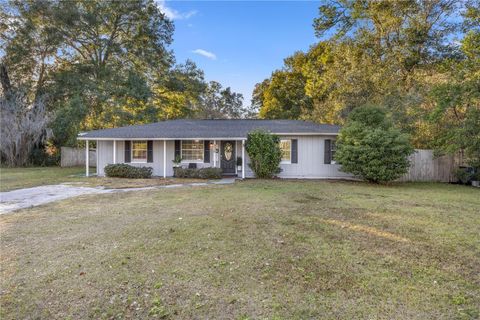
113, 140, 116, 164
85, 140, 89, 177
213, 140, 217, 167
241, 139, 245, 179
163, 140, 167, 178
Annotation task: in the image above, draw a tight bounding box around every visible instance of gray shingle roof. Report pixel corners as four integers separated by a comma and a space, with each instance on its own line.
78, 119, 340, 139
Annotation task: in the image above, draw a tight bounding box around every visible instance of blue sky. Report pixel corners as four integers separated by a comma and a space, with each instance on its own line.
159, 1, 321, 106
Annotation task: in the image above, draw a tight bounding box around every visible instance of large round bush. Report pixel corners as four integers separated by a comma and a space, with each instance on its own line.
335, 105, 414, 183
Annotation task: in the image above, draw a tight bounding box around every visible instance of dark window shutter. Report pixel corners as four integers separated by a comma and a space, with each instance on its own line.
124, 140, 131, 163
175, 140, 181, 159
324, 139, 331, 164
204, 140, 210, 163
147, 140, 153, 163
291, 139, 298, 163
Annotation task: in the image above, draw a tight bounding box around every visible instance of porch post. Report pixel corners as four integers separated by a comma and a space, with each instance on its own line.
213, 140, 217, 167
85, 139, 89, 177
241, 139, 245, 179
163, 140, 167, 178
113, 140, 116, 164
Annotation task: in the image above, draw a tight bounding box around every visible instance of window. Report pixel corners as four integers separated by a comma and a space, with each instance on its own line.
182, 140, 204, 162
331, 140, 336, 164
279, 139, 291, 163
132, 141, 147, 162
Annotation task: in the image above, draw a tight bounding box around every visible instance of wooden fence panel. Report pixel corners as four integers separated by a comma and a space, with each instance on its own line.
399, 149, 457, 182
61, 147, 96, 167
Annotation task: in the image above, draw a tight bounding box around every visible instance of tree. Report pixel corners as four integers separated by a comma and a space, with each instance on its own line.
428, 1, 480, 166
314, 0, 459, 72
312, 0, 462, 136
0, 64, 51, 166
257, 52, 313, 119
335, 105, 414, 183
48, 0, 175, 139
197, 81, 245, 119
245, 130, 282, 178
253, 0, 463, 146
151, 60, 207, 120
1, 0, 175, 151
1, 0, 245, 161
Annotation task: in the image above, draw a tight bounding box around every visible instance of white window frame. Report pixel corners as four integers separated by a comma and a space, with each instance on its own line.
131, 140, 148, 163
331, 140, 336, 165
181, 140, 204, 163
279, 139, 291, 164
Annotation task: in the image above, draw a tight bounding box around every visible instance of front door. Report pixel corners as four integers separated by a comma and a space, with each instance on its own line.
221, 141, 236, 175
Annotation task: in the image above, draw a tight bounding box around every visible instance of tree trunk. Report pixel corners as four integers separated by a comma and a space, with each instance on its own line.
0, 63, 12, 95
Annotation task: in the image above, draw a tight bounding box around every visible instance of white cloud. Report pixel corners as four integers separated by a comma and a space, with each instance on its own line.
192, 49, 217, 60
156, 0, 197, 20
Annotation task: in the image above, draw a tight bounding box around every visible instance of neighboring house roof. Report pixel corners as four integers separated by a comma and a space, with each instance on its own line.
78, 119, 340, 139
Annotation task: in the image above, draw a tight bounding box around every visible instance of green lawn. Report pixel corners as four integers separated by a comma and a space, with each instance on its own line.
1, 179, 479, 319
0, 167, 203, 191
0, 166, 89, 191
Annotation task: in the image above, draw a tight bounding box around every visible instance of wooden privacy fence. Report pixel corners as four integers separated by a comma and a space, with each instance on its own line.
399, 149, 459, 182
61, 147, 96, 167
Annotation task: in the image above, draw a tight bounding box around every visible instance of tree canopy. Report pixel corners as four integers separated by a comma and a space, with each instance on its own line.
254, 0, 479, 164
1, 0, 246, 165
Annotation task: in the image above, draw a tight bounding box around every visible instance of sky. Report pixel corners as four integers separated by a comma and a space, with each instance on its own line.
158, 1, 321, 106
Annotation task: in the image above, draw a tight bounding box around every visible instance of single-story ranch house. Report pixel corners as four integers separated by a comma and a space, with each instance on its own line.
77, 119, 352, 179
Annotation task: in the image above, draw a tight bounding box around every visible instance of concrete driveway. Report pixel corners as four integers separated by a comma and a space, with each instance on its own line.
0, 185, 111, 213
0, 178, 236, 214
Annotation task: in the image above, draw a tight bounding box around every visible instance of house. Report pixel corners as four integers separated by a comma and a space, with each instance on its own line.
77, 119, 352, 179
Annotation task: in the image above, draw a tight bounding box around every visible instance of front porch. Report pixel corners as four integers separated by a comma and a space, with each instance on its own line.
84, 138, 247, 179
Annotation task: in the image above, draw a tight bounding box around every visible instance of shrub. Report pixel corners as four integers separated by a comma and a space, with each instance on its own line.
454, 167, 477, 184
173, 167, 222, 179
104, 164, 152, 178
454, 168, 470, 184
245, 129, 282, 178
335, 105, 414, 183
29, 146, 60, 166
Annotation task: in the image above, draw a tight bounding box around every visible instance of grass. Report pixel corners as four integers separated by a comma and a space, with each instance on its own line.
1, 179, 479, 319
0, 166, 89, 191
0, 166, 204, 192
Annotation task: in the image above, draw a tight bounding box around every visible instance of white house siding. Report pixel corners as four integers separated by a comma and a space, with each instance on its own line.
97, 141, 113, 176
277, 135, 351, 179
96, 136, 351, 179
97, 140, 175, 177
241, 135, 351, 179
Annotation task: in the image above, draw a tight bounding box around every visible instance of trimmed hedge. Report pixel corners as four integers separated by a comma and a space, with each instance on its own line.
104, 164, 153, 179
174, 167, 222, 179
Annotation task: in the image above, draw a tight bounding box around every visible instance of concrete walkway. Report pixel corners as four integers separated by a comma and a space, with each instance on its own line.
0, 178, 235, 214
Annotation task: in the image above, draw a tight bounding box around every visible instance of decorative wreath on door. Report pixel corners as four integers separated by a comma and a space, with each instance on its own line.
224, 143, 233, 160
